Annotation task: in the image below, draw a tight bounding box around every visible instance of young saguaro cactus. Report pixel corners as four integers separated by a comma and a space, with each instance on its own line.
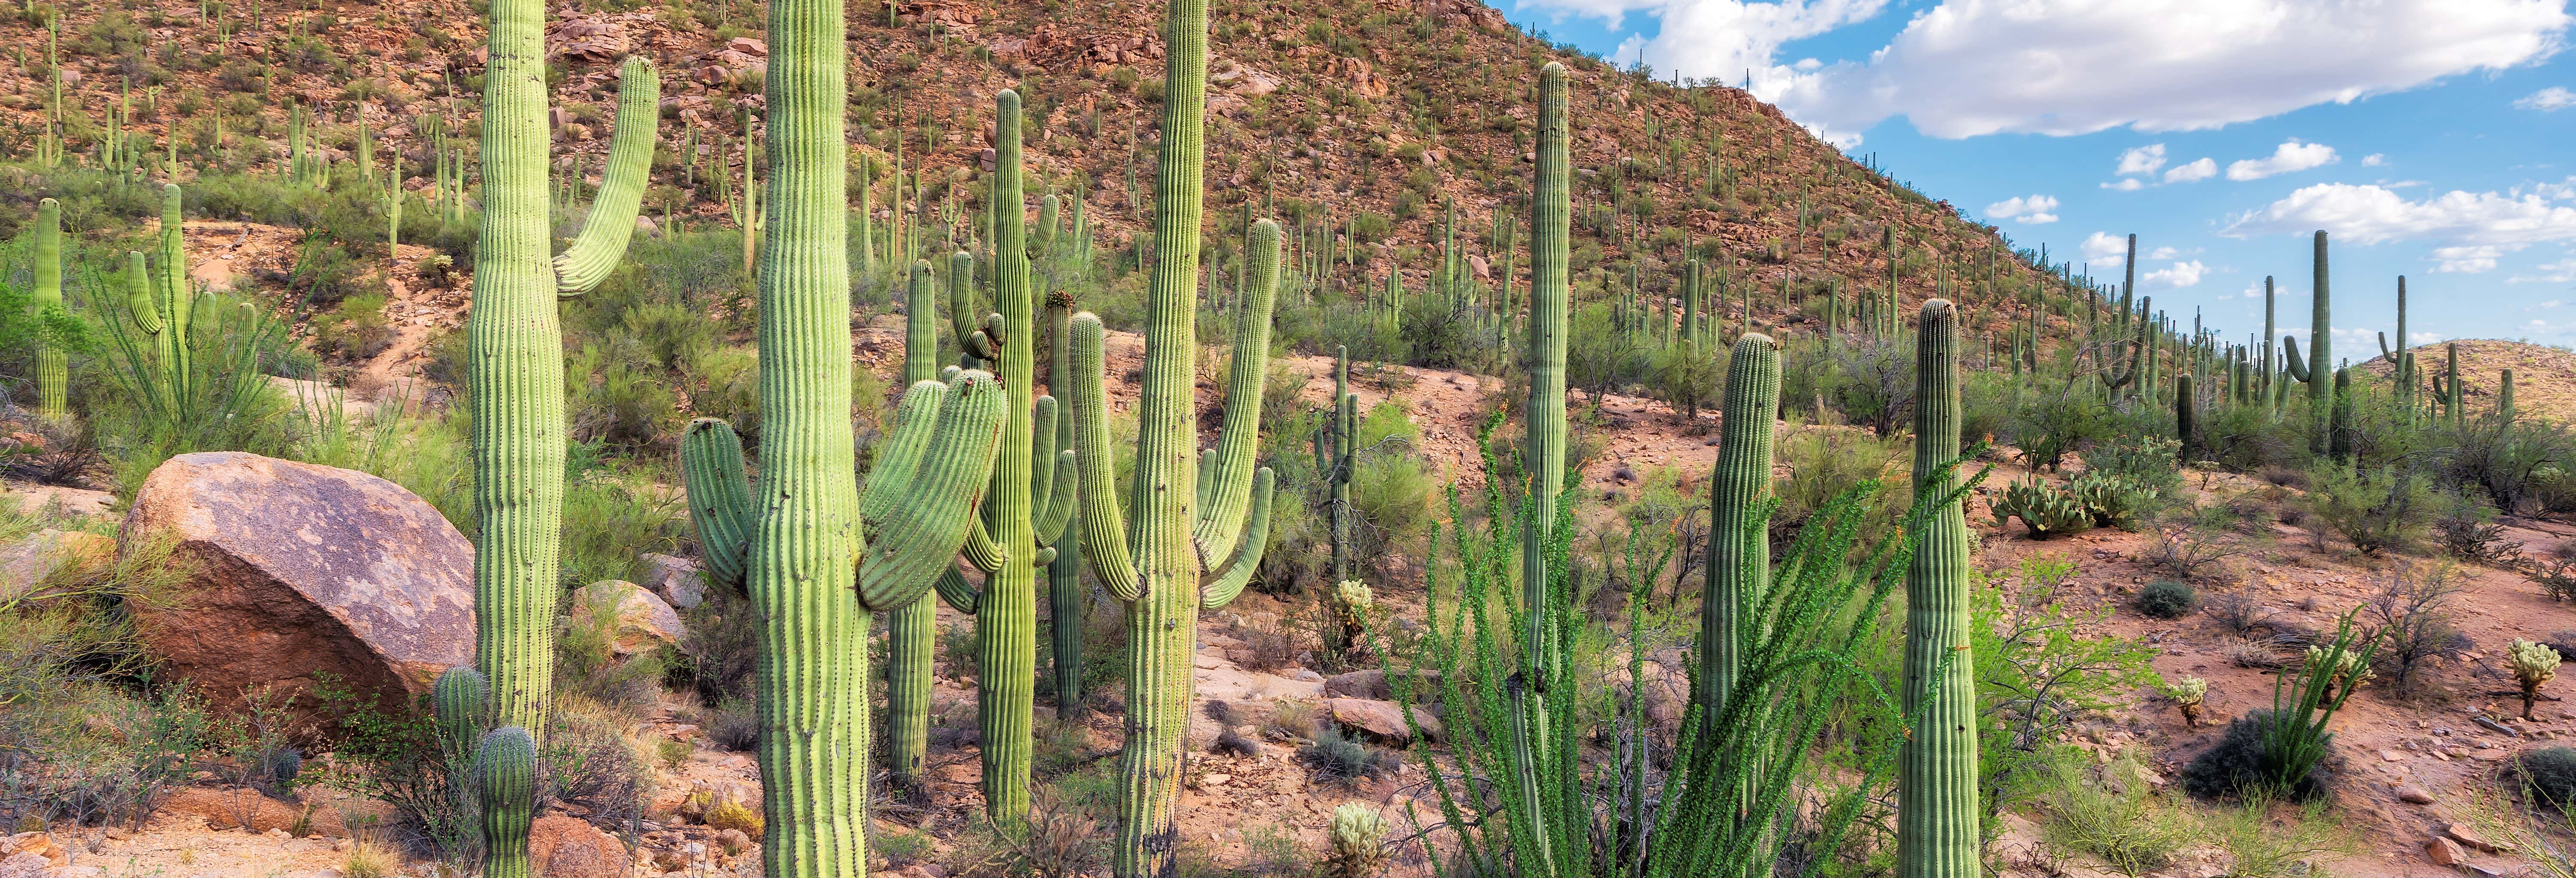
1699, 333, 1778, 726
1899, 299, 1978, 878
476, 726, 536, 878
468, 0, 663, 738
1062, 68, 1284, 869
31, 198, 65, 419
1314, 346, 1357, 585
929, 90, 1080, 820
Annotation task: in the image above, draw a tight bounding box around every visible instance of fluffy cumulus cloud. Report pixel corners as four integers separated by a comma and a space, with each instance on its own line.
2163, 158, 2219, 183
2224, 183, 2576, 273
2116, 144, 2169, 175
2227, 140, 2340, 181
2432, 244, 2504, 273
2101, 178, 2147, 192
2516, 86, 2576, 110
1712, 0, 2573, 145
2142, 260, 2208, 289
2081, 231, 2131, 268
2363, 153, 2388, 167
1984, 194, 2060, 223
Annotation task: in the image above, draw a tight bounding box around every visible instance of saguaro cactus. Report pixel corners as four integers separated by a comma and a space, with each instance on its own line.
885, 259, 942, 792
31, 198, 64, 419
1063, 54, 1284, 866
1698, 333, 1778, 724
2175, 374, 2197, 460
1046, 288, 1088, 719
1315, 347, 1357, 585
476, 726, 536, 878
468, 0, 662, 738
1898, 299, 1977, 878
930, 91, 1080, 820
2279, 232, 2332, 452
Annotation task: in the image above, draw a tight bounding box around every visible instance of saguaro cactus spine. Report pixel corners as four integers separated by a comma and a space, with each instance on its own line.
31, 198, 64, 419
468, 0, 662, 738
1898, 299, 1977, 878
1063, 49, 1284, 864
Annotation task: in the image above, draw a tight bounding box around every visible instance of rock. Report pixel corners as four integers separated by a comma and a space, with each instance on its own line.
529, 815, 624, 878
2, 484, 114, 518
0, 834, 64, 866
158, 788, 349, 837
640, 553, 706, 609
0, 852, 48, 878
1291, 669, 1324, 682
2379, 749, 2405, 762
2426, 835, 2467, 866
122, 452, 475, 727
0, 529, 113, 604
2394, 784, 2436, 804
1323, 697, 1443, 744
569, 580, 686, 657
2447, 822, 2511, 854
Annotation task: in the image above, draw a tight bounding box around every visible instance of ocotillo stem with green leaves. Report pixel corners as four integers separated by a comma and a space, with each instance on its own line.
1898, 299, 1977, 878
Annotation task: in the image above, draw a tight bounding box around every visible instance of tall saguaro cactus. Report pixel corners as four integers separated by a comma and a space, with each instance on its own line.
885, 260, 942, 792
1062, 27, 1283, 862
674, 0, 1007, 870
468, 0, 663, 737
1898, 299, 1978, 878
2280, 232, 2332, 452
1698, 332, 1777, 726
31, 198, 65, 419
1046, 288, 1088, 719
932, 91, 1079, 820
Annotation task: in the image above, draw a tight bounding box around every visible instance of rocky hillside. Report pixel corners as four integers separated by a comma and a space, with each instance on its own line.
9, 0, 2064, 337
2365, 339, 2576, 424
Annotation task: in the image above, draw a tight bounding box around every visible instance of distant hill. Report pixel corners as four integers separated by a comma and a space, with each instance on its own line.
2362, 339, 2576, 423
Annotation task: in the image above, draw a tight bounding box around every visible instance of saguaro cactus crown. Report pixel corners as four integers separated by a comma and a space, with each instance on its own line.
1061, 13, 1282, 862
1899, 299, 1978, 878
467, 0, 663, 739
676, 0, 1006, 868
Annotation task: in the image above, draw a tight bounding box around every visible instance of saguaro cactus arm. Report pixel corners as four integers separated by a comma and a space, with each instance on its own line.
856, 374, 1010, 610
1065, 313, 1142, 602
1193, 219, 1284, 565
1200, 467, 1275, 609
2281, 335, 2313, 384
125, 251, 162, 333
680, 419, 756, 591
553, 57, 663, 295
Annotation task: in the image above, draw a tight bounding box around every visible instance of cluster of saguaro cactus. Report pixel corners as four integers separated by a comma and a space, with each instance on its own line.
121, 185, 195, 408
1899, 299, 1978, 878
1061, 10, 1282, 867
31, 198, 65, 419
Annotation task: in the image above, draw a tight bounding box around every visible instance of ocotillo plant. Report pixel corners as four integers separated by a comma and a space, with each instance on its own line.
31, 198, 64, 419
467, 0, 662, 735
1063, 24, 1282, 863
1899, 299, 1977, 878
930, 91, 1079, 820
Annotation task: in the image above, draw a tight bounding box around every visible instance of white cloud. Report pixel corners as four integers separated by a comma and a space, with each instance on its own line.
2530, 299, 2566, 309
2081, 231, 2131, 268
2148, 246, 2181, 259
2409, 330, 2446, 344
2142, 260, 2208, 289
1984, 194, 2061, 223
2226, 140, 2340, 181
2164, 158, 2218, 183
2363, 153, 2388, 167
2101, 178, 2147, 192
1744, 0, 2569, 145
2116, 144, 2168, 175
2511, 259, 2576, 285
2516, 86, 2576, 110
2432, 244, 2504, 273
2221, 183, 2576, 254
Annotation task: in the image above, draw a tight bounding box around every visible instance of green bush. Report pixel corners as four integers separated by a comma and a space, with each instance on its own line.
2519, 746, 2576, 810
2005, 381, 2104, 471
2305, 463, 2435, 555
2082, 433, 2182, 498
1349, 401, 1437, 559
2133, 580, 2197, 619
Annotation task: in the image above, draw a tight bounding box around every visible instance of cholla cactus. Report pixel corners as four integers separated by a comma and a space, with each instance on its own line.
2510, 640, 2560, 721
2163, 677, 2207, 728
2306, 645, 2373, 701
1331, 579, 1373, 662
1323, 803, 1388, 878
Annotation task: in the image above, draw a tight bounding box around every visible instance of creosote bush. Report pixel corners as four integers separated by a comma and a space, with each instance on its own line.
2520, 747, 2576, 810
2132, 580, 2197, 619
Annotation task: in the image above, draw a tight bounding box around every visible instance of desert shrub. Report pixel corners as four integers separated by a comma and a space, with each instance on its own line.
2437, 414, 2576, 514
2180, 711, 2304, 801
1970, 570, 2164, 818
2180, 615, 2376, 801
1959, 371, 2017, 453
2364, 561, 2471, 695
2004, 380, 2104, 471
2203, 590, 2269, 634
2209, 795, 2355, 877
1397, 288, 1506, 374
2520, 747, 2576, 810
704, 697, 759, 752
1297, 726, 1396, 786
677, 591, 758, 707
93, 291, 301, 494
2038, 757, 2192, 875
1347, 401, 1437, 559
554, 598, 669, 719
2305, 463, 2434, 555
2434, 489, 2516, 565
1827, 334, 1913, 437
558, 446, 683, 586
2132, 580, 2197, 619
2199, 402, 2303, 473
541, 702, 654, 828
1566, 301, 1652, 397
1650, 339, 1726, 421
567, 344, 682, 449
1772, 424, 1902, 541
939, 621, 980, 682
2141, 503, 2242, 580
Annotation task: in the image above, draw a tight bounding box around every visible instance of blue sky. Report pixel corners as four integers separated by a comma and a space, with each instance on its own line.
1499, 0, 2576, 355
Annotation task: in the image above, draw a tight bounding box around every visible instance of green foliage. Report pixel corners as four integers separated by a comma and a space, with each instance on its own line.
2132, 580, 2197, 619
2067, 471, 2157, 530
2180, 612, 2378, 801
2304, 462, 2435, 555
1347, 401, 1437, 559
2521, 747, 2576, 810
2082, 433, 2182, 498
1772, 423, 1903, 539
1991, 477, 2090, 539
92, 291, 301, 495
1967, 560, 2163, 831
2036, 756, 2192, 877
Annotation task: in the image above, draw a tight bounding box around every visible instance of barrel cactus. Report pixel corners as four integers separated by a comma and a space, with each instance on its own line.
475, 726, 535, 878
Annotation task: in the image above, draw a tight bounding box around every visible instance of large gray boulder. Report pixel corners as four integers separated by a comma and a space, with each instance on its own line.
121, 452, 474, 724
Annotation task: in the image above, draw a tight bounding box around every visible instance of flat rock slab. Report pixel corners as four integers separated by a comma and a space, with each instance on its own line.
122, 452, 474, 725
